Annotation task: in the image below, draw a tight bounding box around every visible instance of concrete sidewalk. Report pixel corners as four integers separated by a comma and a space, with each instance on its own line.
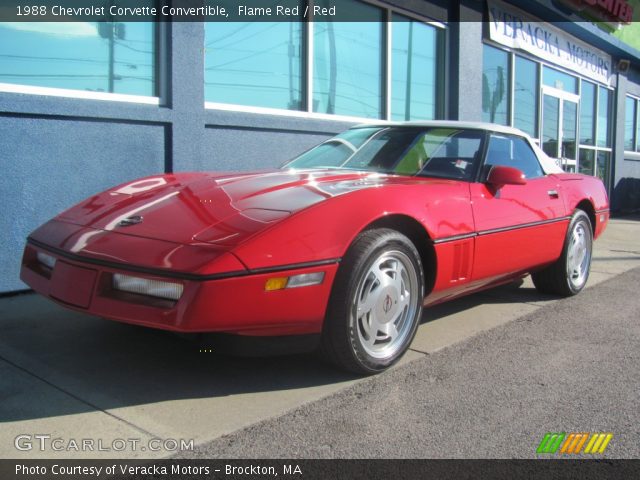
1, 215, 639, 459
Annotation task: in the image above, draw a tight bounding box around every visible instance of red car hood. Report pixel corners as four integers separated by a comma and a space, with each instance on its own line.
55, 169, 397, 247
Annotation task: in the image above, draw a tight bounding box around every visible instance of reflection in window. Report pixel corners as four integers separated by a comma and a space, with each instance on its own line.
578, 149, 594, 176
625, 96, 637, 151
486, 134, 543, 179
513, 55, 538, 137
285, 127, 482, 180
0, 21, 155, 96
412, 129, 482, 180
542, 95, 559, 159
596, 150, 610, 188
580, 81, 597, 146
482, 45, 509, 125
543, 66, 577, 94
597, 87, 611, 147
391, 16, 439, 121
313, 1, 383, 118
285, 127, 378, 168
205, 22, 303, 110
562, 100, 577, 160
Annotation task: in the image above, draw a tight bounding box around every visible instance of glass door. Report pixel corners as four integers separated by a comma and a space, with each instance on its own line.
541, 86, 579, 172
542, 95, 560, 161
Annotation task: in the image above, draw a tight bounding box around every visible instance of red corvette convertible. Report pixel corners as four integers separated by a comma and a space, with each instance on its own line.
21, 122, 608, 374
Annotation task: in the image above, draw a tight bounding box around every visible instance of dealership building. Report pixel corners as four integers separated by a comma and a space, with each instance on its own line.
1, 0, 640, 293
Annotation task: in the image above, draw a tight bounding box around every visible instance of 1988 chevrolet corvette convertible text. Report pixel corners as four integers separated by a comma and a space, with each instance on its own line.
21, 122, 609, 374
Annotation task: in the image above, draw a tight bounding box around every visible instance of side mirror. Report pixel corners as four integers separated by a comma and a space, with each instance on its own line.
486, 165, 526, 188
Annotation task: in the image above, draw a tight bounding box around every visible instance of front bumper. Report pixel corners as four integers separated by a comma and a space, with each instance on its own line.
21, 242, 338, 336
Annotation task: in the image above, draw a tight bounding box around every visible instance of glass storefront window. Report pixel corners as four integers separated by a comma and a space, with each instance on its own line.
625, 96, 636, 151
596, 150, 610, 188
513, 55, 538, 137
543, 66, 578, 94
578, 149, 594, 176
562, 100, 577, 160
314, 1, 384, 118
391, 15, 439, 121
202, 4, 444, 120
205, 22, 304, 110
597, 87, 611, 148
542, 95, 559, 159
580, 81, 596, 146
0, 22, 155, 96
476, 50, 611, 184
482, 45, 509, 125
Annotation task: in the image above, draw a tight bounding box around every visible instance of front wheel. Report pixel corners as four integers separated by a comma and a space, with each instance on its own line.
532, 209, 593, 296
321, 228, 424, 375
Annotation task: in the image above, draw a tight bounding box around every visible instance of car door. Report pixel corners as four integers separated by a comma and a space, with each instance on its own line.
469, 133, 568, 283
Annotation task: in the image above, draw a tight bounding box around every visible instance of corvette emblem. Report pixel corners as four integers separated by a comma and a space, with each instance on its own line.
117, 215, 143, 227
383, 294, 393, 314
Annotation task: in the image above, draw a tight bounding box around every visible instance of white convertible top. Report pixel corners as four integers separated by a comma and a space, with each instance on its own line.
352, 120, 564, 175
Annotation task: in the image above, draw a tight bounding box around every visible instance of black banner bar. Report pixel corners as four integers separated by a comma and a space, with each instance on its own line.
1, 459, 640, 480
0, 0, 616, 22
2, 0, 391, 22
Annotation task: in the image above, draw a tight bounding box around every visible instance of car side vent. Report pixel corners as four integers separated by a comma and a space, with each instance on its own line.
451, 241, 472, 283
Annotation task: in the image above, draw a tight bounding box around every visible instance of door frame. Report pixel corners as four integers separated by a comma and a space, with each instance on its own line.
540, 85, 580, 172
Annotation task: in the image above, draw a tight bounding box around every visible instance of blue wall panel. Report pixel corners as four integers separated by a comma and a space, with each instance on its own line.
0, 116, 165, 292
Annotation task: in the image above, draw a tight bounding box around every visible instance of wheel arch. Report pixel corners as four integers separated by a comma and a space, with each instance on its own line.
360, 214, 437, 295
575, 199, 596, 233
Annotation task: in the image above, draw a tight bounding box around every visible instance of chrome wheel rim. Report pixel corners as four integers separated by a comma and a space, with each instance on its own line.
352, 250, 419, 359
566, 219, 591, 290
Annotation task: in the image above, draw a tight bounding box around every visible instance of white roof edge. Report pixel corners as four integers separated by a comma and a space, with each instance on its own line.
352, 120, 530, 137
529, 138, 565, 174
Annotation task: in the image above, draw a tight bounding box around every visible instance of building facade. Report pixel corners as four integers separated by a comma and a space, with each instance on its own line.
1, 0, 640, 293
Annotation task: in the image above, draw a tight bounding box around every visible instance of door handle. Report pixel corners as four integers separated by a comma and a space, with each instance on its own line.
547, 190, 559, 198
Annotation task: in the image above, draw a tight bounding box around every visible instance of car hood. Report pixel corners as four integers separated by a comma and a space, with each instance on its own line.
55, 169, 400, 247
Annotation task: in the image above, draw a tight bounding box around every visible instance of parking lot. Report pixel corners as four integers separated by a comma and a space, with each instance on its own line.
1, 215, 639, 459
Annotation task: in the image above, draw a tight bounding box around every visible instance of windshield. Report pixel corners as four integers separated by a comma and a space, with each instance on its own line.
284, 127, 485, 180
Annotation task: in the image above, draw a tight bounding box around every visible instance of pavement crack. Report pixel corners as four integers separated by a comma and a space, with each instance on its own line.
408, 347, 430, 355
608, 249, 640, 255
0, 354, 159, 439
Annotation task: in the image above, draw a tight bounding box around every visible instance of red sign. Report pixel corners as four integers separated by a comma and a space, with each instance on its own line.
557, 0, 634, 24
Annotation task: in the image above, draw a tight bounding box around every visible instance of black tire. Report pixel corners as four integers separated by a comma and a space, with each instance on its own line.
531, 209, 593, 296
321, 228, 424, 375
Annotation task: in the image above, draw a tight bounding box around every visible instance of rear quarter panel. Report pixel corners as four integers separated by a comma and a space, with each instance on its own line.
557, 174, 610, 239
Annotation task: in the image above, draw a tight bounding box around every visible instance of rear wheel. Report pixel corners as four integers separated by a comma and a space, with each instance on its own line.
321, 228, 424, 374
531, 209, 593, 296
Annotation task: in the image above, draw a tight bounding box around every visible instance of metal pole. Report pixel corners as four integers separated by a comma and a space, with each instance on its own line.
108, 23, 114, 93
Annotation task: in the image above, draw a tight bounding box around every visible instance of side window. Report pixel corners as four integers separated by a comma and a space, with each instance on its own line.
485, 134, 544, 179
415, 129, 483, 180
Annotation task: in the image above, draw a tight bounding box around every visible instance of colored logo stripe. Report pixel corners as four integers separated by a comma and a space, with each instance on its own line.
538, 432, 613, 454
537, 432, 565, 454
584, 433, 613, 454
559, 433, 589, 454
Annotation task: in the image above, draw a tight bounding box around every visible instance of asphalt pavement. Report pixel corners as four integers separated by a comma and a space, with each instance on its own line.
182, 266, 640, 459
